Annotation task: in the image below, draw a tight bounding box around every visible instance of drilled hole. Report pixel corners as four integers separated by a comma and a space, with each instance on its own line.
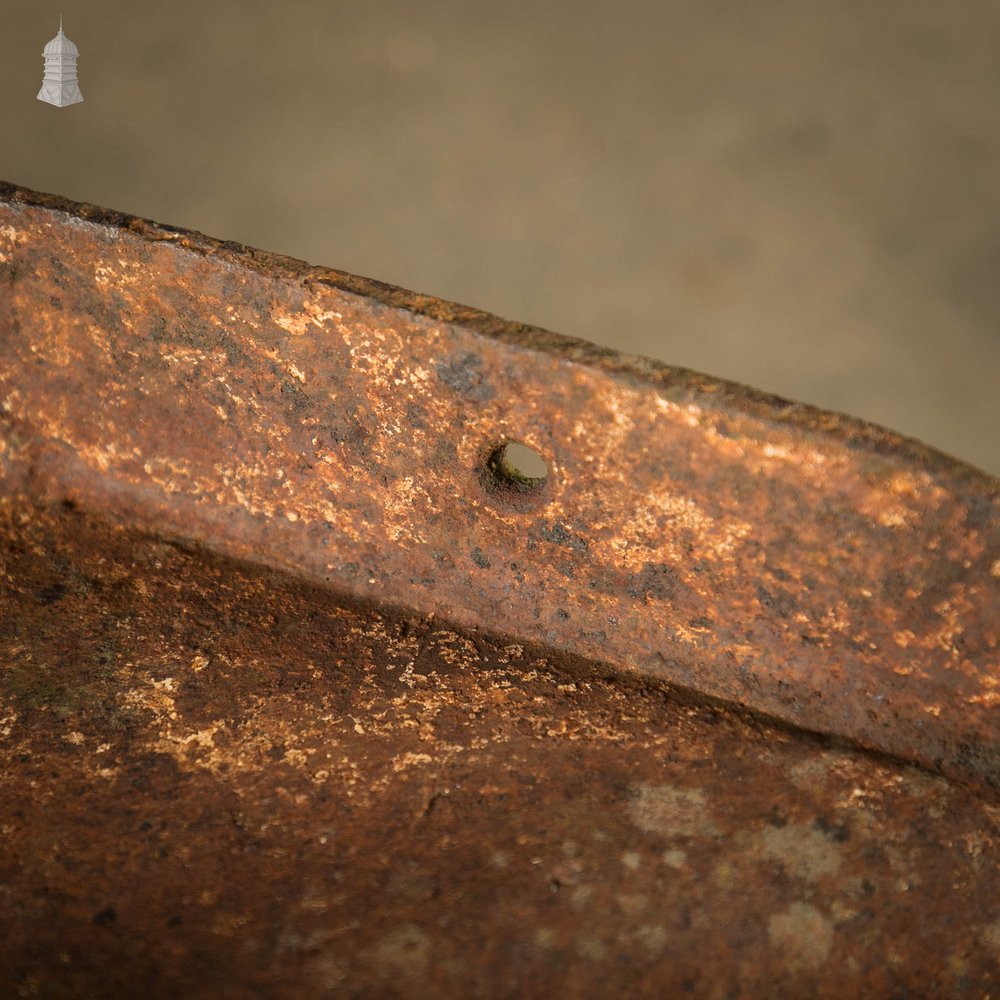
486, 441, 548, 492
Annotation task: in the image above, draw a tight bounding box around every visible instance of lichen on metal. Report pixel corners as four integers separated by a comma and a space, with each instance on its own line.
0, 183, 998, 997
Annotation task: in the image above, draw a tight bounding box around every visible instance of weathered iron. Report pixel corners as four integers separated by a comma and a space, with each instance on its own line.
0, 182, 998, 997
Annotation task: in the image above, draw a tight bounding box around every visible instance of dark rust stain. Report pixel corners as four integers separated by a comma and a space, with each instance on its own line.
1, 494, 999, 997
1, 183, 999, 996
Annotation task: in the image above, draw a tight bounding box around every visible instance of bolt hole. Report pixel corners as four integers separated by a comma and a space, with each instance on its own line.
486, 441, 548, 493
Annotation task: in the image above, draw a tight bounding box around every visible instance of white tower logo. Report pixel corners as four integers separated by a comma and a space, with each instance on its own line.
37, 17, 84, 108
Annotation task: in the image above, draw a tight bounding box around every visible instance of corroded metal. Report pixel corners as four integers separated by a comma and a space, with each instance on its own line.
0, 183, 998, 997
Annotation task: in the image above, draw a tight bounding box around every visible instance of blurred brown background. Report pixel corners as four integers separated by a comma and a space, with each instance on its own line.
3, 1, 998, 475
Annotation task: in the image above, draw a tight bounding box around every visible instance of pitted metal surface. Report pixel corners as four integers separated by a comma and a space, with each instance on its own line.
1, 183, 998, 996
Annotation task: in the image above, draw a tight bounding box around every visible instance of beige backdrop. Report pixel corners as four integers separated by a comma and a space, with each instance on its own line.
3, 1, 998, 475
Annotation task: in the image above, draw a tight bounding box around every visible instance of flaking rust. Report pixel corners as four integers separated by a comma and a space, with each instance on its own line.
0, 182, 999, 997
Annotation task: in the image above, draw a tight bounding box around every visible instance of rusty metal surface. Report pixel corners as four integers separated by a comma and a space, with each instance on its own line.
0, 182, 999, 996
